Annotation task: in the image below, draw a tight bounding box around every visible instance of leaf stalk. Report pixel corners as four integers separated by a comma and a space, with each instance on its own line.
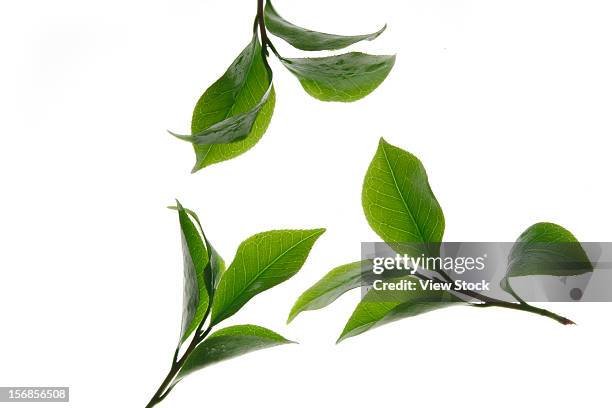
416, 271, 575, 325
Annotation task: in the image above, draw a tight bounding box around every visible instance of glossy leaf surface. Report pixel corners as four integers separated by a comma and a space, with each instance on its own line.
172, 34, 275, 172
177, 325, 293, 379
176, 202, 210, 343
265, 0, 386, 51
281, 53, 395, 102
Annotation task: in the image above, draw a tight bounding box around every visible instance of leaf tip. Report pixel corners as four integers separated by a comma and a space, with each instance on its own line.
286, 307, 299, 324
335, 333, 348, 345
313, 227, 326, 237
166, 130, 192, 142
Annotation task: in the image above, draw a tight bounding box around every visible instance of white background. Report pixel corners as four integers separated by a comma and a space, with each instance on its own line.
1, 0, 611, 407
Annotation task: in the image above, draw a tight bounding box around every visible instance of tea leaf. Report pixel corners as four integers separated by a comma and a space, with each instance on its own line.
288, 260, 372, 323
170, 86, 273, 145
176, 201, 210, 344
265, 0, 386, 51
506, 223, 592, 278
168, 205, 226, 293
281, 53, 395, 102
177, 325, 294, 379
338, 277, 459, 343
362, 138, 444, 258
171, 33, 275, 172
211, 229, 325, 325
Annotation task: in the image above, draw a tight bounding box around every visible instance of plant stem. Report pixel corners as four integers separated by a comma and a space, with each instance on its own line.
255, 0, 280, 58
414, 272, 575, 325
145, 325, 214, 408
472, 301, 575, 325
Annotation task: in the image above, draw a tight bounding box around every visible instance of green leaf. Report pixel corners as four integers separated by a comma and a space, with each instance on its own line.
172, 33, 275, 172
168, 205, 226, 292
170, 86, 273, 145
210, 229, 326, 325
281, 53, 395, 102
288, 260, 372, 323
176, 201, 210, 344
362, 138, 445, 258
506, 222, 592, 279
338, 276, 459, 343
265, 0, 386, 51
177, 325, 294, 380
209, 244, 226, 289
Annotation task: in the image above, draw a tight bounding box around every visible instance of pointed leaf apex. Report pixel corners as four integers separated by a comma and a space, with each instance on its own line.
168, 130, 192, 142
287, 307, 299, 324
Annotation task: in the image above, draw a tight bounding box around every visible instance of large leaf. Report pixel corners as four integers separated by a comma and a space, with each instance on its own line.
177, 325, 293, 380
288, 260, 372, 323
281, 53, 395, 102
362, 138, 445, 258
176, 201, 210, 344
171, 34, 275, 172
338, 276, 459, 343
506, 223, 592, 278
265, 0, 386, 51
210, 229, 326, 325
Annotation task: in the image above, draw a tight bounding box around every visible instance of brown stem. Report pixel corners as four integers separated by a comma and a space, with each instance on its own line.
414, 271, 575, 325
255, 0, 280, 58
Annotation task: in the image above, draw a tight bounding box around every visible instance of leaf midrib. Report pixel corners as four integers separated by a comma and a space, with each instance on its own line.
215, 230, 320, 320
379, 143, 427, 243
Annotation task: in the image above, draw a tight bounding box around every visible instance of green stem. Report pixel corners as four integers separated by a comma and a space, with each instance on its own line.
145, 325, 214, 408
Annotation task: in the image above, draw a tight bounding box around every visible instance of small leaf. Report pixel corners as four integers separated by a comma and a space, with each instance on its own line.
265, 0, 386, 51
172, 33, 275, 172
177, 325, 294, 380
210, 229, 326, 325
502, 223, 592, 300
176, 201, 210, 344
288, 260, 372, 323
362, 138, 445, 258
338, 276, 459, 343
281, 53, 395, 102
168, 205, 226, 292
209, 244, 226, 289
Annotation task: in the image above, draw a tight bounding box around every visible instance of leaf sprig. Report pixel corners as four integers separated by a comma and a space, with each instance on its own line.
290, 139, 591, 342
145, 202, 324, 407
171, 0, 396, 172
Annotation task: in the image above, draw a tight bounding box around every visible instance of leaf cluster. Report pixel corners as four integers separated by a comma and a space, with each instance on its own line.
289, 139, 591, 342
171, 0, 396, 172
146, 202, 323, 407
